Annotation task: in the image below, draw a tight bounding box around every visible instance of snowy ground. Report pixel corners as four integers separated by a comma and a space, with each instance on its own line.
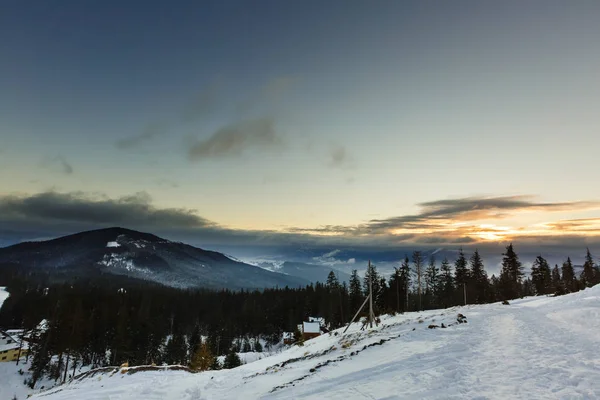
30, 285, 600, 400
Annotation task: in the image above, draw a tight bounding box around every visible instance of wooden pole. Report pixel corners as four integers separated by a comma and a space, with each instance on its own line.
343, 294, 371, 334
369, 260, 374, 328
463, 283, 467, 305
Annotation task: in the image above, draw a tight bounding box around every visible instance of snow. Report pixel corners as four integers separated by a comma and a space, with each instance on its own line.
0, 287, 8, 309
0, 288, 52, 400
29, 285, 600, 399
106, 241, 120, 248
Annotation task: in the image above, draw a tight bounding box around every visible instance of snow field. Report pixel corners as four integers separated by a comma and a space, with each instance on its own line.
26, 285, 600, 399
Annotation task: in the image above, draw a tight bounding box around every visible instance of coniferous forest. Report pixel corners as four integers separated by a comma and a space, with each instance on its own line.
0, 244, 599, 388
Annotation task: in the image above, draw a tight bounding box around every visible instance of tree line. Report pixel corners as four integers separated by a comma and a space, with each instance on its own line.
0, 244, 598, 388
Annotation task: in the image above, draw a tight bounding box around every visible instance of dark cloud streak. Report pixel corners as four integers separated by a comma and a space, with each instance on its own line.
115, 122, 168, 150
188, 118, 284, 160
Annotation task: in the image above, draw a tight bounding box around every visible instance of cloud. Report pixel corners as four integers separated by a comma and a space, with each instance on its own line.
328, 146, 355, 169
116, 122, 168, 150
287, 195, 600, 245
0, 191, 213, 229
182, 84, 220, 123
154, 178, 180, 189
41, 156, 74, 175
188, 118, 284, 160
1, 192, 599, 267
237, 76, 299, 114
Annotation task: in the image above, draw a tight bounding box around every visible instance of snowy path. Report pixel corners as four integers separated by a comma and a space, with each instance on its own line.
32, 286, 600, 400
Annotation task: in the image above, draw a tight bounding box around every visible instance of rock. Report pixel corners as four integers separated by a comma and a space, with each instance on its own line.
441, 323, 446, 328
428, 324, 439, 329
502, 300, 510, 305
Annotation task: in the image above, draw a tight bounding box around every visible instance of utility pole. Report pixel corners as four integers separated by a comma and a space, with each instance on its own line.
395, 268, 400, 313
368, 260, 374, 328
413, 251, 423, 311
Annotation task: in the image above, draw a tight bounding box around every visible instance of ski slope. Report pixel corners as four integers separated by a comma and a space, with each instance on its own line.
33, 286, 600, 400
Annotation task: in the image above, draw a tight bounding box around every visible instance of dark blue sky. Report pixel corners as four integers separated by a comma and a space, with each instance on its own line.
1, 1, 600, 258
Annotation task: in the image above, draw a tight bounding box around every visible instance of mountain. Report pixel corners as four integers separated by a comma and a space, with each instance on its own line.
257, 261, 352, 284
0, 227, 308, 290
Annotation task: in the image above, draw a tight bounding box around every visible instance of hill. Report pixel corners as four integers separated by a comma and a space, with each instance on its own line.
30, 285, 600, 399
0, 228, 308, 290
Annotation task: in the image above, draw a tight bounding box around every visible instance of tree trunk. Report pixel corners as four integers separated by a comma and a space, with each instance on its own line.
63, 352, 70, 383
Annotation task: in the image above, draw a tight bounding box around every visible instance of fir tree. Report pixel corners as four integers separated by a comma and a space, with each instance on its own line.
363, 263, 382, 314
399, 256, 411, 312
189, 342, 215, 371
469, 250, 488, 304
454, 248, 469, 305
242, 338, 252, 353
499, 243, 524, 299
326, 271, 340, 289
581, 249, 598, 287
561, 257, 577, 292
531, 255, 552, 295
439, 258, 455, 308
551, 265, 563, 294
223, 350, 242, 369
348, 270, 363, 312
424, 256, 440, 308
253, 338, 263, 353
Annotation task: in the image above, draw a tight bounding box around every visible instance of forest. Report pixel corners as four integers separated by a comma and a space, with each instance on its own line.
0, 244, 598, 388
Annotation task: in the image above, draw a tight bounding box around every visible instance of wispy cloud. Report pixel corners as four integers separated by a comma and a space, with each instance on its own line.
181, 84, 221, 123
188, 118, 284, 160
40, 156, 74, 175
328, 145, 355, 169
115, 122, 169, 150
289, 195, 600, 243
2, 192, 599, 253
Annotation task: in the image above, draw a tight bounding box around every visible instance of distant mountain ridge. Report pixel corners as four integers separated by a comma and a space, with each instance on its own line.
255, 261, 352, 284
0, 227, 309, 290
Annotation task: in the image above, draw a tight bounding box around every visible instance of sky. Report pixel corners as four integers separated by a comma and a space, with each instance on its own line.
1, 1, 600, 268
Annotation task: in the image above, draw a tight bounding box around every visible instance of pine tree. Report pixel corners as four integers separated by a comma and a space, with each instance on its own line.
399, 256, 411, 312
188, 324, 201, 358
454, 248, 469, 305
424, 256, 439, 308
189, 342, 215, 371
223, 350, 242, 369
326, 271, 340, 289
253, 338, 263, 353
531, 255, 552, 295
469, 250, 488, 304
242, 338, 252, 353
499, 243, 524, 299
581, 249, 597, 287
363, 263, 382, 314
561, 257, 577, 293
439, 258, 455, 308
551, 265, 563, 294
348, 270, 363, 312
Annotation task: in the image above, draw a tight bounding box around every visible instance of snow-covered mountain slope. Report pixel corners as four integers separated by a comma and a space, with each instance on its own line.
32, 285, 600, 400
0, 228, 309, 290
